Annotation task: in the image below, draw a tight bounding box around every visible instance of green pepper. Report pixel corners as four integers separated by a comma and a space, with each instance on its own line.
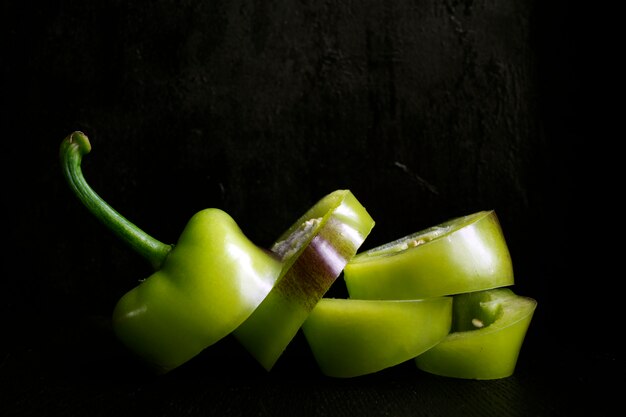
302, 297, 452, 378
414, 288, 537, 379
234, 190, 375, 370
60, 132, 284, 373
344, 210, 514, 299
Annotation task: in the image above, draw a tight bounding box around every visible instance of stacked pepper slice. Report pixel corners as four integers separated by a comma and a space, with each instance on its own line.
302, 297, 452, 378
234, 190, 374, 371
414, 288, 536, 379
303, 210, 537, 379
61, 131, 536, 378
343, 211, 514, 299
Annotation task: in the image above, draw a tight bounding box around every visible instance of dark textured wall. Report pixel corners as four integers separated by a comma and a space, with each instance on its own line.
3, 0, 598, 415
5, 0, 573, 352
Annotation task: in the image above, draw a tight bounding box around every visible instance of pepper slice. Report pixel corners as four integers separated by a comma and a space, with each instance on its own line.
233, 190, 375, 371
302, 297, 452, 378
344, 210, 514, 299
60, 132, 284, 373
414, 288, 537, 380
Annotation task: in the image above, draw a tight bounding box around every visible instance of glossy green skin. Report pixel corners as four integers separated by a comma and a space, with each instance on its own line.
414, 288, 537, 380
234, 190, 375, 371
302, 297, 452, 378
61, 132, 287, 373
112, 208, 283, 373
344, 211, 514, 299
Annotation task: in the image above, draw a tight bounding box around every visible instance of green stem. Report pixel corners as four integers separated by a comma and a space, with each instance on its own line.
60, 131, 172, 270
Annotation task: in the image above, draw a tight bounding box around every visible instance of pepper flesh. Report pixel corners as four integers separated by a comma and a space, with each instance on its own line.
60, 132, 283, 373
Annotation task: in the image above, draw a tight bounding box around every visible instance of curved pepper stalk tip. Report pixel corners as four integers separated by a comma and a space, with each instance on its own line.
61, 131, 91, 156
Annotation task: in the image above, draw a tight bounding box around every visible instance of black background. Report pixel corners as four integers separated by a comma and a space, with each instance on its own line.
2, 1, 615, 416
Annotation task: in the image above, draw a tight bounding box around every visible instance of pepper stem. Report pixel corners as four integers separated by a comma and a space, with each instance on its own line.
60, 131, 172, 270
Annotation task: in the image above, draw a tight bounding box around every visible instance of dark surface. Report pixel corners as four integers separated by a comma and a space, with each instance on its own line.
2, 1, 614, 416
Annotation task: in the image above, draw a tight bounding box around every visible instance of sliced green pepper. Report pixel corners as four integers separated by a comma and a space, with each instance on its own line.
344, 210, 514, 299
61, 132, 285, 373
414, 288, 537, 380
302, 297, 452, 378
62, 131, 536, 379
233, 190, 375, 371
